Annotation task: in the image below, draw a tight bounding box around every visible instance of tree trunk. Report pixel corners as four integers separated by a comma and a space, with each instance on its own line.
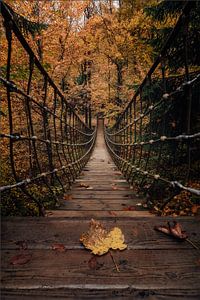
116, 62, 123, 105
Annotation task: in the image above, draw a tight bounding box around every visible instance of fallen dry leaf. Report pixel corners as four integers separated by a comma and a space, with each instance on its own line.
86, 186, 93, 190
80, 183, 90, 188
111, 184, 118, 190
63, 194, 72, 201
108, 211, 117, 216
191, 205, 200, 215
46, 211, 53, 216
80, 219, 127, 255
114, 171, 122, 175
123, 206, 135, 211
52, 243, 66, 252
154, 221, 188, 240
170, 222, 188, 240
10, 253, 32, 265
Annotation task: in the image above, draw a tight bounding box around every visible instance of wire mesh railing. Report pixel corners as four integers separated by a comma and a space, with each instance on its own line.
105, 1, 200, 209
0, 1, 96, 215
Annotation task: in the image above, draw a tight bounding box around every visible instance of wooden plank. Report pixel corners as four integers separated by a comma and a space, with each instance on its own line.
1, 249, 200, 290
77, 175, 125, 179
2, 288, 200, 300
59, 201, 141, 210
73, 188, 130, 192
64, 193, 139, 199
72, 186, 130, 191
83, 171, 118, 173
82, 170, 118, 173
2, 217, 199, 250
45, 210, 154, 218
69, 190, 136, 195
85, 164, 115, 168
75, 179, 128, 183
82, 165, 116, 168
73, 182, 129, 186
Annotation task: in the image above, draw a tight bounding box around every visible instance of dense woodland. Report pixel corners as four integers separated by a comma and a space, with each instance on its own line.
1, 0, 192, 116
0, 0, 200, 216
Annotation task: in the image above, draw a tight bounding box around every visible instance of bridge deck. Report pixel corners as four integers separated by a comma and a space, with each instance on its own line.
51, 118, 149, 217
1, 120, 200, 299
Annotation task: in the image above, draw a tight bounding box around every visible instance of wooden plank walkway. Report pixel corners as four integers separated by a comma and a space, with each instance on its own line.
1, 119, 200, 299
51, 118, 149, 216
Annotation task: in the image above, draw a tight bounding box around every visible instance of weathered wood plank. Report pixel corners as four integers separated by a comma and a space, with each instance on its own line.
2, 217, 199, 250
68, 190, 136, 196
77, 176, 125, 180
75, 179, 128, 183
64, 193, 139, 200
72, 186, 130, 191
74, 179, 132, 191
59, 201, 142, 210
1, 249, 200, 290
46, 210, 154, 218
2, 289, 200, 300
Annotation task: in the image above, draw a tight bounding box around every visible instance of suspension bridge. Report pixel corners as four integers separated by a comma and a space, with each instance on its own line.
1, 1, 200, 299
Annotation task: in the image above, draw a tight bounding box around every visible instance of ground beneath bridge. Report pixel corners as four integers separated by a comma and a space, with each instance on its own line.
1, 119, 200, 299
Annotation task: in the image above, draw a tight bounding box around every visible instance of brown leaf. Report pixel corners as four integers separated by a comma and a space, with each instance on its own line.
10, 253, 32, 265
52, 243, 66, 252
154, 225, 171, 235
191, 205, 200, 214
123, 206, 135, 211
86, 186, 93, 190
114, 171, 122, 175
108, 211, 117, 216
46, 211, 53, 216
154, 221, 188, 240
80, 183, 90, 188
111, 184, 118, 190
63, 194, 72, 201
169, 221, 188, 240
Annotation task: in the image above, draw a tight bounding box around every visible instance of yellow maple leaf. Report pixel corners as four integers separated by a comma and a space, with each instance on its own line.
80, 219, 127, 255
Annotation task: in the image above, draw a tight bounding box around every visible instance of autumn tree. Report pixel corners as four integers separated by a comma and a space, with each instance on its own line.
2, 0, 156, 117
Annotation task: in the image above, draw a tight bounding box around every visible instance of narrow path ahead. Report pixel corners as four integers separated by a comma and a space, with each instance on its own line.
52, 118, 149, 217
1, 119, 200, 299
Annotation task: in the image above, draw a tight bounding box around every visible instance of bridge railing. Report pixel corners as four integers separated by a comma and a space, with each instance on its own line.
0, 1, 96, 215
105, 1, 200, 209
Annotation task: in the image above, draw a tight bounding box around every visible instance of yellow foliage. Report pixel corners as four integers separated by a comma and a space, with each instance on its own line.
1, 0, 156, 113
80, 219, 127, 255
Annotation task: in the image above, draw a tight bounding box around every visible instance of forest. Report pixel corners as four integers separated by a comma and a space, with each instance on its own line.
1, 0, 192, 116
0, 0, 200, 216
